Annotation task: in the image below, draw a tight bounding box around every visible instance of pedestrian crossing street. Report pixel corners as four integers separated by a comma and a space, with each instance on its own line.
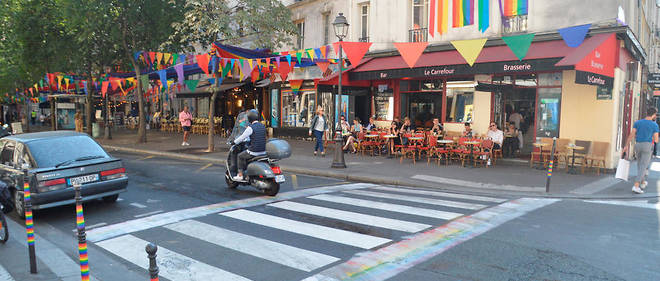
94, 183, 510, 281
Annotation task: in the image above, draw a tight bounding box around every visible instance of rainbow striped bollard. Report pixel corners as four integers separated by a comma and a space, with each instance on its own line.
74, 185, 90, 281
145, 243, 159, 281
23, 170, 37, 274
545, 137, 557, 193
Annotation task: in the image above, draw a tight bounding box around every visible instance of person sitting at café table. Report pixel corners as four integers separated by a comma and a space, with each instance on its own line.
431, 118, 443, 136
503, 122, 520, 157
365, 116, 376, 131
400, 117, 415, 145
462, 122, 473, 138
487, 122, 504, 150
388, 121, 400, 154
342, 118, 362, 153
336, 116, 357, 153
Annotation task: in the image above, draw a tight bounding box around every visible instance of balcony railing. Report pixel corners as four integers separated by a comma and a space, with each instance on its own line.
358, 37, 370, 42
408, 28, 428, 42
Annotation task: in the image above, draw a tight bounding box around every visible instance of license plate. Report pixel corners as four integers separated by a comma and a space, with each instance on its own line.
68, 174, 99, 186
275, 175, 285, 183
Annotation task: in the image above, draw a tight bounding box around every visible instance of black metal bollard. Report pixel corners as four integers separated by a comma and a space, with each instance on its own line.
74, 185, 90, 281
546, 137, 557, 193
146, 243, 159, 281
23, 169, 37, 274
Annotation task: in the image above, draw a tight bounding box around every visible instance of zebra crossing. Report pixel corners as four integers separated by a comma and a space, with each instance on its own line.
93, 183, 513, 281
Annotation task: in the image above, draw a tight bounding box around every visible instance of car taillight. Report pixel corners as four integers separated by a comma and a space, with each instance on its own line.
100, 168, 125, 176
37, 178, 66, 192
271, 166, 281, 174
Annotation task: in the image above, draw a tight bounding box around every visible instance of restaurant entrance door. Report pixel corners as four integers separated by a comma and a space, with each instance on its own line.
496, 87, 537, 155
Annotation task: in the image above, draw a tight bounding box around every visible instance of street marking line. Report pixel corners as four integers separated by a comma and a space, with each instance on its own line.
570, 177, 620, 194
302, 198, 559, 281
197, 163, 213, 171
370, 186, 506, 203
138, 155, 155, 161
584, 200, 660, 210
165, 220, 339, 272
129, 202, 147, 208
269, 201, 431, 233
292, 174, 299, 189
343, 190, 487, 210
71, 222, 108, 232
221, 209, 391, 249
97, 235, 250, 281
309, 194, 464, 220
0, 263, 15, 281
87, 183, 377, 242
134, 210, 164, 218
411, 174, 545, 193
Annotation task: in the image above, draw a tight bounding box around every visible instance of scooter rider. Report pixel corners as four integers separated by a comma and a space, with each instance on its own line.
230, 109, 267, 181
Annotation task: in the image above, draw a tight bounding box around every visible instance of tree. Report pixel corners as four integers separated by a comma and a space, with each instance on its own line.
110, 0, 184, 143
63, 0, 122, 137
166, 0, 297, 152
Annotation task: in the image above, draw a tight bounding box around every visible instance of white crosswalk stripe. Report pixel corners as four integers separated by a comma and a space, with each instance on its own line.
308, 194, 464, 220
343, 189, 488, 210
164, 220, 340, 272
269, 201, 431, 232
221, 209, 391, 249
97, 234, 251, 281
370, 186, 507, 203
0, 263, 14, 281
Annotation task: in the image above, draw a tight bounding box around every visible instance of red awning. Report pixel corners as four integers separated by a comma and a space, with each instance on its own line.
555, 33, 616, 77
317, 58, 372, 87
352, 39, 576, 73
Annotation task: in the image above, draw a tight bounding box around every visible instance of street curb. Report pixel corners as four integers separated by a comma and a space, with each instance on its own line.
103, 145, 660, 200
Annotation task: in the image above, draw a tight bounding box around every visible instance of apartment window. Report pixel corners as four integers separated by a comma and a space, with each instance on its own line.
410, 0, 428, 42
296, 21, 305, 49
359, 5, 369, 42
323, 13, 330, 45
502, 15, 528, 33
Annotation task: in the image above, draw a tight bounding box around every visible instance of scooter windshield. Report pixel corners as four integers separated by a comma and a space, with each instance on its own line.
227, 111, 249, 143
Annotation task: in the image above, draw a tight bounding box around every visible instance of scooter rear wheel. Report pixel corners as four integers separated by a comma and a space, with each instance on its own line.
264, 180, 280, 196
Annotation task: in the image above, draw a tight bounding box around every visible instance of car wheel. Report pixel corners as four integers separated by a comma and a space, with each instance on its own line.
13, 190, 25, 220
264, 180, 280, 196
102, 194, 119, 203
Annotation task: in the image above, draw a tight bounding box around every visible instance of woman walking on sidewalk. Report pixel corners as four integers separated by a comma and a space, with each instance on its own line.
179, 106, 193, 146
309, 106, 329, 156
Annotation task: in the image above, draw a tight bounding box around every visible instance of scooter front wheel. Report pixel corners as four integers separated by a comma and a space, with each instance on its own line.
264, 180, 280, 196
225, 174, 239, 189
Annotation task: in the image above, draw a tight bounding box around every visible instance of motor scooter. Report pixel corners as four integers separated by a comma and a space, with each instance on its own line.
224, 112, 291, 196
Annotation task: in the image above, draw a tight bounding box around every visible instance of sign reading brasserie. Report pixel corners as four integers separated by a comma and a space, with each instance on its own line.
350, 58, 569, 81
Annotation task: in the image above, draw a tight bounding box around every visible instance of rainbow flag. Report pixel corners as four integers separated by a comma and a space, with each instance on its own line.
453, 0, 475, 27
502, 0, 528, 17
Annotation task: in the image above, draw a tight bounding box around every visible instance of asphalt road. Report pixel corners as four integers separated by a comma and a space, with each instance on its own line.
0, 152, 658, 281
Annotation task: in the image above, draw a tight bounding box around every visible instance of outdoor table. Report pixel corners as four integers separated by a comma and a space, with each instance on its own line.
384, 134, 397, 158
365, 134, 379, 138
566, 144, 585, 174
532, 142, 549, 170
464, 141, 481, 167
437, 139, 454, 162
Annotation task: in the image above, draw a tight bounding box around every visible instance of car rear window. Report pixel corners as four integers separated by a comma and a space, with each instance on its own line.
26, 136, 109, 168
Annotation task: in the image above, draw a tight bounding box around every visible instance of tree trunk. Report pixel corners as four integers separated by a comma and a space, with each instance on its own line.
207, 91, 217, 152
119, 15, 146, 143
24, 100, 30, 133
50, 97, 56, 130
86, 71, 93, 136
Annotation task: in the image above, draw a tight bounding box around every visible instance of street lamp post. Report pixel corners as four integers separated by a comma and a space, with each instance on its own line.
331, 13, 349, 169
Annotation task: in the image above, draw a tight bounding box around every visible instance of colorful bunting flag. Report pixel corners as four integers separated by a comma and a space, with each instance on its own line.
163, 53, 172, 65
339, 42, 372, 66
295, 51, 303, 65
394, 42, 429, 68
101, 81, 109, 97
450, 38, 487, 66
316, 60, 330, 74
196, 54, 211, 75
478, 0, 490, 32
502, 33, 535, 60
158, 70, 168, 90
320, 45, 328, 58
558, 24, 591, 48
175, 64, 184, 84
306, 49, 315, 60
277, 61, 295, 82
289, 80, 303, 93
184, 80, 199, 91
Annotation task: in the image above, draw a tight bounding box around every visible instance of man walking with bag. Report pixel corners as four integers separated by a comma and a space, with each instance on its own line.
623, 107, 659, 194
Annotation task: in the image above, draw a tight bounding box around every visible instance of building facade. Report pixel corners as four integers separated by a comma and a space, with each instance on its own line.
271, 0, 659, 168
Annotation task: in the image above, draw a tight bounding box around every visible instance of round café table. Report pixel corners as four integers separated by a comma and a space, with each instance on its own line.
532, 142, 550, 169
566, 144, 585, 174
464, 141, 481, 167
383, 135, 397, 158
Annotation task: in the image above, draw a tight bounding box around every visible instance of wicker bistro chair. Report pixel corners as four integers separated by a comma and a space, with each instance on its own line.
530, 137, 554, 168
450, 137, 469, 164
474, 139, 494, 167
551, 138, 571, 169
399, 133, 419, 164
565, 140, 592, 173
418, 135, 437, 165
586, 141, 609, 175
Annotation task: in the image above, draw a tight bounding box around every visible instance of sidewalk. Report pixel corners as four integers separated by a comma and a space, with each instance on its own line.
97, 128, 659, 199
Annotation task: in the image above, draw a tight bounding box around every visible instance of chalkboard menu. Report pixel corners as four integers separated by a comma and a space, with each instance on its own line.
597, 86, 612, 100
375, 91, 393, 120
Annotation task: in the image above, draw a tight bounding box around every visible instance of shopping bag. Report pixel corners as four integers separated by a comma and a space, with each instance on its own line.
615, 154, 630, 181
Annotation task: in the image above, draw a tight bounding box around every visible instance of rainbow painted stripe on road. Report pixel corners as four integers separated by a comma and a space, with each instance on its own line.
303, 198, 559, 281
24, 182, 34, 246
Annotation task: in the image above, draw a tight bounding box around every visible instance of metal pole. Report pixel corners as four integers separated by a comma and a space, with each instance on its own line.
331, 40, 347, 168
546, 137, 557, 193
74, 185, 90, 281
23, 170, 37, 274
146, 243, 159, 281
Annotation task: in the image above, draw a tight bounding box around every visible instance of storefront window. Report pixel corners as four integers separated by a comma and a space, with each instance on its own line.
401, 80, 443, 127
445, 90, 474, 123
515, 74, 537, 87
320, 92, 334, 130
281, 91, 316, 128
538, 72, 562, 87
536, 88, 561, 138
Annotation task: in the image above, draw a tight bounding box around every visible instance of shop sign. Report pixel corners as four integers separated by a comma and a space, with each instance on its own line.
647, 73, 660, 85
574, 33, 616, 78
575, 70, 614, 87
349, 58, 568, 80
597, 85, 612, 100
